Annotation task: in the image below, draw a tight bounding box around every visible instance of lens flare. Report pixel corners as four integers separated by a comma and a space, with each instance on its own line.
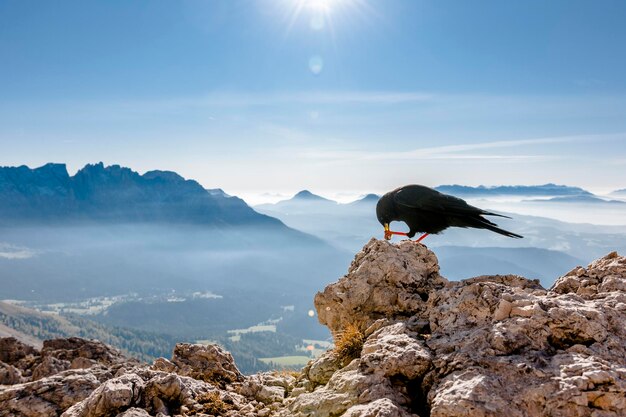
310, 14, 325, 30
309, 55, 324, 75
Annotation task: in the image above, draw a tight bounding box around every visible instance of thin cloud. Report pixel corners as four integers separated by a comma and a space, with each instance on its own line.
147, 91, 435, 108
300, 133, 625, 162
0, 243, 36, 260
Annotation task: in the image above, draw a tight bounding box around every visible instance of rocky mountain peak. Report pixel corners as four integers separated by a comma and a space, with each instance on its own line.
0, 162, 282, 227
1, 241, 624, 417
36, 163, 70, 177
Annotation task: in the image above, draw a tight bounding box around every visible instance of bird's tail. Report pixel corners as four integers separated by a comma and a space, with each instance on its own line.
482, 211, 511, 219
471, 216, 523, 239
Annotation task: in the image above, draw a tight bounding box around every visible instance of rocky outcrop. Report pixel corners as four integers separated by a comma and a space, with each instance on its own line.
0, 336, 288, 417
2, 239, 625, 416
151, 343, 244, 387
0, 338, 136, 417
315, 239, 447, 335
283, 240, 626, 417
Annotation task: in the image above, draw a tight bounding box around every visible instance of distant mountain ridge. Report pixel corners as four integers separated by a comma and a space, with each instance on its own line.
348, 194, 380, 205
291, 190, 334, 202
0, 162, 281, 227
526, 195, 626, 205
435, 183, 592, 196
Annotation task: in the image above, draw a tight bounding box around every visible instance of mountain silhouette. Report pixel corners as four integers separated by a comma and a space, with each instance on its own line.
0, 162, 281, 227
435, 184, 592, 197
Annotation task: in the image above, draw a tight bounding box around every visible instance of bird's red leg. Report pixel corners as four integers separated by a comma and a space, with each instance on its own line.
416, 233, 429, 242
384, 224, 409, 240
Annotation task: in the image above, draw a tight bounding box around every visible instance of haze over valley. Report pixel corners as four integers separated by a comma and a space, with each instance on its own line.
1, 162, 625, 372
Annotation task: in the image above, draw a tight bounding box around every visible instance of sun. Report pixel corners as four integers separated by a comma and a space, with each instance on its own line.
304, 0, 338, 13
279, 0, 369, 35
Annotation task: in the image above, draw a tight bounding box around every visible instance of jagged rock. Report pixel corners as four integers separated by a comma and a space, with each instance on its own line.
281, 360, 368, 417
62, 373, 146, 417
359, 323, 432, 380
343, 398, 416, 417
0, 337, 38, 365
152, 343, 243, 387
114, 408, 151, 417
552, 251, 626, 297
315, 239, 447, 335
0, 369, 102, 417
238, 371, 296, 406
0, 361, 24, 385
0, 336, 133, 387
305, 350, 341, 385
305, 244, 626, 417
32, 356, 71, 381
63, 370, 249, 417
42, 338, 130, 367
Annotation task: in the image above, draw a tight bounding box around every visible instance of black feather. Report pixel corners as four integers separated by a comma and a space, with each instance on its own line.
376, 184, 523, 239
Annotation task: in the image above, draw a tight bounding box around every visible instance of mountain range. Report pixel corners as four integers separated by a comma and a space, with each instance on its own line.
0, 163, 280, 227
434, 183, 593, 197
254, 189, 626, 286
0, 163, 352, 353
525, 195, 626, 204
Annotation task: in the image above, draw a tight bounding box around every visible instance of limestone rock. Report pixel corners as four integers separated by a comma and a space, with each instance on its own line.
298, 242, 625, 417
41, 338, 130, 367
315, 239, 447, 335
0, 337, 38, 365
63, 373, 145, 417
32, 356, 71, 381
281, 360, 369, 417
0, 369, 102, 417
343, 398, 417, 417
552, 251, 626, 298
63, 370, 250, 417
238, 371, 297, 407
360, 323, 432, 380
305, 350, 341, 386
153, 343, 243, 387
0, 361, 24, 385
114, 408, 151, 417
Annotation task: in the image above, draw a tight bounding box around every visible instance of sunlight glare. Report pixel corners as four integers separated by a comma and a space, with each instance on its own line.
278, 0, 374, 50
306, 0, 334, 13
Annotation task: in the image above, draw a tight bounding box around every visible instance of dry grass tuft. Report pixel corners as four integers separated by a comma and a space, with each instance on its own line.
271, 369, 302, 379
195, 390, 234, 415
333, 322, 365, 366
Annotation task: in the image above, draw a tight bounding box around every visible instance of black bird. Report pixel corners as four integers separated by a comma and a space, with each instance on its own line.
376, 184, 523, 241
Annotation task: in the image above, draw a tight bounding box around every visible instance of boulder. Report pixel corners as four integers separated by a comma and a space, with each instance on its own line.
152, 343, 243, 387
0, 369, 102, 417
315, 239, 447, 335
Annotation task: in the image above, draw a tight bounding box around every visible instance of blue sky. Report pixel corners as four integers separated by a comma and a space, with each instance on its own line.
1, 0, 626, 200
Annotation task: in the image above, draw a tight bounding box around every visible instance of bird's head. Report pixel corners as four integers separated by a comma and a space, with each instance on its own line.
375, 194, 394, 239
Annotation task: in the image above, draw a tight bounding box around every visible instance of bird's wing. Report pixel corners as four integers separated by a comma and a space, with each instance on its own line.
394, 186, 508, 218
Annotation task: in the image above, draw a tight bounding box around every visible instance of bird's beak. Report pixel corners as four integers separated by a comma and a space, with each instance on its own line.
384, 223, 391, 240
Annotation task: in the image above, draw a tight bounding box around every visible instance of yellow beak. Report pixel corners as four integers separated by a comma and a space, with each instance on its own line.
384, 223, 391, 240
